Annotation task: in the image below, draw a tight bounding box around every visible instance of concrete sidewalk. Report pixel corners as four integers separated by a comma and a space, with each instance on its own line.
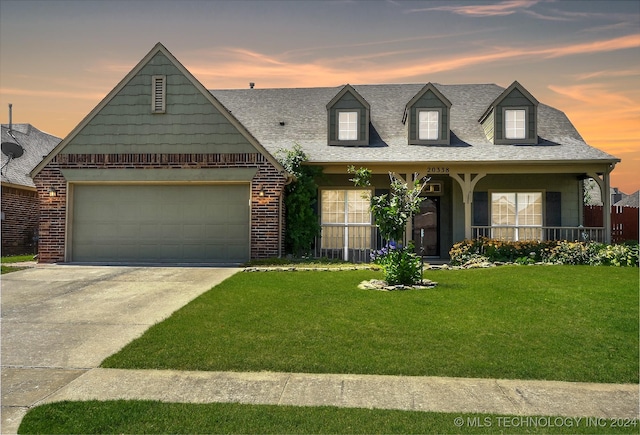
3, 265, 639, 433
1, 265, 242, 434
38, 368, 638, 419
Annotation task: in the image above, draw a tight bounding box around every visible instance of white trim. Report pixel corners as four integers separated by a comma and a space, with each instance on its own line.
337, 110, 359, 141
504, 108, 526, 140
417, 109, 440, 141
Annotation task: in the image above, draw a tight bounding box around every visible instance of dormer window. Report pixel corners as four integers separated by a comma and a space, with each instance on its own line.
327, 85, 370, 146
338, 111, 358, 140
418, 109, 440, 140
504, 109, 526, 139
405, 83, 451, 146
479, 81, 538, 145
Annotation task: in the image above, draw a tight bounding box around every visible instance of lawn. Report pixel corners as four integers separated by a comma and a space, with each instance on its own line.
102, 266, 639, 384
19, 401, 639, 434
1, 254, 34, 274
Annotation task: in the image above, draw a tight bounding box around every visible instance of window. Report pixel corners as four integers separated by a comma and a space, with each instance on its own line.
152, 75, 166, 113
505, 109, 526, 139
320, 190, 372, 256
491, 192, 542, 241
418, 110, 439, 140
338, 111, 358, 141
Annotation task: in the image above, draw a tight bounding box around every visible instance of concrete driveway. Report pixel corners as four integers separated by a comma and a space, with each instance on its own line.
1, 265, 239, 434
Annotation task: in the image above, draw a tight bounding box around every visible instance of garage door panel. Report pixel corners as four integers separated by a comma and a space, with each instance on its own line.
226, 224, 250, 240
72, 184, 250, 263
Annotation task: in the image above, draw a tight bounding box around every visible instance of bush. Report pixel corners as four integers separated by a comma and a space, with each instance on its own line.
277, 145, 322, 257
372, 242, 422, 285
591, 242, 639, 267
450, 238, 639, 267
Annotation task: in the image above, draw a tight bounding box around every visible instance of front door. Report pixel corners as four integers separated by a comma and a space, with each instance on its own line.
413, 198, 439, 257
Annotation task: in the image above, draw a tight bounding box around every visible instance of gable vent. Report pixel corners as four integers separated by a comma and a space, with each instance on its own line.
152, 75, 166, 113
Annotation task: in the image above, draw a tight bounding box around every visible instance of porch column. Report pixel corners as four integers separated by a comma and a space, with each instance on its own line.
588, 170, 613, 243
603, 170, 612, 243
450, 173, 486, 239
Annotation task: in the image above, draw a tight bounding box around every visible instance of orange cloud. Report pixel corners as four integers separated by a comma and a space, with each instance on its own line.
188, 34, 640, 89
537, 34, 640, 58
407, 0, 539, 17
0, 87, 105, 101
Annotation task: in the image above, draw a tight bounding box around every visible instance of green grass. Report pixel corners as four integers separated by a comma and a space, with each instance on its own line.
102, 266, 639, 384
1, 254, 34, 273
19, 401, 639, 434
1, 254, 35, 263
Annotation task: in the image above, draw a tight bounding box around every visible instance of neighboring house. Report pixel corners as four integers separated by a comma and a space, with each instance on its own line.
584, 183, 635, 208
614, 190, 639, 208
32, 43, 619, 264
1, 123, 61, 255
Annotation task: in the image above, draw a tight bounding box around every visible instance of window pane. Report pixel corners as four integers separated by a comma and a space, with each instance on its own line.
321, 189, 371, 251
491, 193, 516, 226
505, 109, 526, 139
338, 111, 358, 140
491, 191, 543, 241
321, 190, 345, 224
347, 190, 371, 224
321, 190, 371, 224
321, 226, 344, 249
517, 192, 542, 226
418, 110, 439, 140
349, 225, 372, 249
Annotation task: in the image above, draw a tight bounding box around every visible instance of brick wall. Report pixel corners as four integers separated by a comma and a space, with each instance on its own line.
34, 153, 286, 263
1, 186, 39, 255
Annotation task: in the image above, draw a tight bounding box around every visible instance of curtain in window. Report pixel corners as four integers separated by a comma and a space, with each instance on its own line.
321, 190, 371, 249
491, 192, 542, 240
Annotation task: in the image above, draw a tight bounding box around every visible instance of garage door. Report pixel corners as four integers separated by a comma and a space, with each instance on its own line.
71, 184, 250, 263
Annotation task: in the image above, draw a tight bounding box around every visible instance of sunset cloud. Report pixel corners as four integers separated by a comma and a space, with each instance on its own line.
574, 69, 640, 81
0, 87, 105, 101
407, 0, 539, 17
547, 84, 640, 155
186, 34, 640, 89
1, 0, 637, 192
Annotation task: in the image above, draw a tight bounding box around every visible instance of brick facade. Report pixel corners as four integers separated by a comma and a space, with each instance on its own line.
1, 186, 39, 255
34, 152, 286, 263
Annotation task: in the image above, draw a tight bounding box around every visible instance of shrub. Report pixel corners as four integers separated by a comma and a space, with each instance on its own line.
592, 242, 639, 267
450, 238, 638, 267
372, 242, 422, 285
350, 166, 428, 285
277, 145, 322, 257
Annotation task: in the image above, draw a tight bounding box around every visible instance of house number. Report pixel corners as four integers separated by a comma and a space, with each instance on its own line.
426, 167, 450, 173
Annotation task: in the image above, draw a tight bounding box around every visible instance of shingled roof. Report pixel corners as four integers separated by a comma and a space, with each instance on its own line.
1, 124, 61, 188
212, 83, 618, 165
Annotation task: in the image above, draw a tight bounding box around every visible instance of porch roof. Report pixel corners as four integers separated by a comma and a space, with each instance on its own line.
211, 83, 618, 166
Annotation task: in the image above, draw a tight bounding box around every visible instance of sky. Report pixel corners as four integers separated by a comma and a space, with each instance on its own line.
1, 0, 638, 193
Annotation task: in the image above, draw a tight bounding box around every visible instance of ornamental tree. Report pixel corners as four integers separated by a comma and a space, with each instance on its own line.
348, 166, 429, 285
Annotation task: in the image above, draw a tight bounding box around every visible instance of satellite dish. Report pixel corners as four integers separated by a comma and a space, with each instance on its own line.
1, 141, 24, 159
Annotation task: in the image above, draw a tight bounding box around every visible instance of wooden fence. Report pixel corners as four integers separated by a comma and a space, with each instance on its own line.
584, 206, 639, 243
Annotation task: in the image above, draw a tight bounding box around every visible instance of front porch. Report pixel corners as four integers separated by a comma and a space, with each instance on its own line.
313, 223, 606, 263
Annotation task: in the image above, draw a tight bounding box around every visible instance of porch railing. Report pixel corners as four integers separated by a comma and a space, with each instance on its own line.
314, 224, 379, 263
314, 224, 607, 263
471, 226, 605, 243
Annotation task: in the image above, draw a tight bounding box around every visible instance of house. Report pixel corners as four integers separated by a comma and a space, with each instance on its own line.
32, 43, 619, 264
1, 123, 61, 255
614, 190, 639, 208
